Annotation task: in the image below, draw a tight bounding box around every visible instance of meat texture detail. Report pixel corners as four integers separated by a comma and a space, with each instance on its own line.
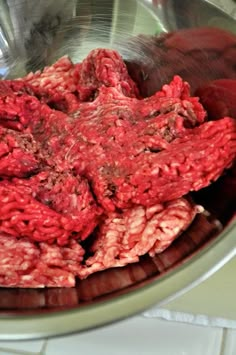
79, 198, 201, 278
0, 47, 235, 287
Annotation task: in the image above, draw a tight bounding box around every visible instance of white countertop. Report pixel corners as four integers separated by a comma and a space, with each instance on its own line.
0, 316, 235, 355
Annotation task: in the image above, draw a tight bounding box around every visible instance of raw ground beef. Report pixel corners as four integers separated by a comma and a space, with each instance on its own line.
126, 27, 236, 97
24, 73, 234, 211
78, 198, 201, 278
0, 44, 235, 287
21, 49, 139, 113
75, 114, 235, 211
0, 127, 41, 178
196, 79, 236, 120
0, 234, 84, 287
0, 170, 101, 245
0, 82, 41, 131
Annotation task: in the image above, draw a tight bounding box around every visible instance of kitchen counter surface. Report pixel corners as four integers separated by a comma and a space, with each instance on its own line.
0, 316, 235, 355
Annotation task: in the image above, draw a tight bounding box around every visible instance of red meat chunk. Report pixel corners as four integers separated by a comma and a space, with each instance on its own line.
126, 27, 236, 97
23, 56, 79, 95
164, 27, 236, 53
0, 171, 101, 245
0, 127, 40, 178
22, 49, 139, 113
23, 70, 235, 213
22, 56, 81, 113
196, 79, 236, 120
25, 75, 207, 211
25, 103, 75, 165
79, 198, 200, 278
0, 181, 77, 244
0, 234, 84, 287
15, 170, 102, 241
51, 97, 233, 211
0, 44, 234, 288
89, 116, 235, 210
0, 81, 41, 131
76, 49, 140, 100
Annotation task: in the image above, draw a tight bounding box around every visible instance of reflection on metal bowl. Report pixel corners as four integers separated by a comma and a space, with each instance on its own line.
0, 0, 235, 340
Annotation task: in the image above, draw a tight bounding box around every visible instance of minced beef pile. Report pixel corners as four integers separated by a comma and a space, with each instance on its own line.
0, 48, 235, 288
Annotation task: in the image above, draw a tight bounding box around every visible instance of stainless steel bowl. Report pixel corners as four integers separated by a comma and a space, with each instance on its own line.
0, 0, 235, 340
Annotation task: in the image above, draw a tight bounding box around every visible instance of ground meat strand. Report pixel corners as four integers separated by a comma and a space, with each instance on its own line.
126, 27, 236, 97
26, 76, 208, 212
23, 56, 81, 113
196, 79, 236, 120
22, 49, 139, 113
24, 75, 235, 213
0, 46, 234, 288
13, 170, 102, 241
0, 82, 42, 131
0, 234, 84, 287
77, 48, 140, 100
0, 178, 99, 245
83, 116, 236, 210
78, 198, 201, 278
0, 126, 41, 178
